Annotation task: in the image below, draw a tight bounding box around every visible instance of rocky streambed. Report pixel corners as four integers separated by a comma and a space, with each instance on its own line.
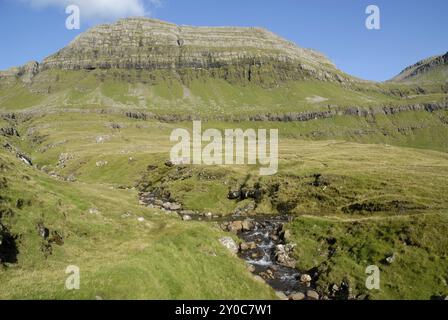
220, 217, 319, 300
138, 192, 320, 299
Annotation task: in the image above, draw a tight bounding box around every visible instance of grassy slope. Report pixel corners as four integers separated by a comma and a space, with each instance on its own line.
0, 69, 446, 114
0, 66, 447, 299
0, 147, 276, 299
1, 110, 447, 299
287, 213, 448, 300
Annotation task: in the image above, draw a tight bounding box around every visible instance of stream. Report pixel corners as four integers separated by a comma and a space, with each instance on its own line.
235, 216, 315, 297
186, 213, 317, 299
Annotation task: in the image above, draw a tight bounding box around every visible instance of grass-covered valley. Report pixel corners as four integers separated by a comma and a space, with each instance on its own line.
1, 107, 447, 299
1, 17, 447, 301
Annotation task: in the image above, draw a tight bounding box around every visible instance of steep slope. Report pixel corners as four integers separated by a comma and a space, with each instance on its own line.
390, 52, 448, 84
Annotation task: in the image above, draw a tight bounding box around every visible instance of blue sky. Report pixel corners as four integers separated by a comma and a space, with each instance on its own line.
0, 0, 446, 81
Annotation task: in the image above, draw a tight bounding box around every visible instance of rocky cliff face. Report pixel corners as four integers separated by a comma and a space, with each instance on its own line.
1, 18, 352, 83
390, 52, 448, 82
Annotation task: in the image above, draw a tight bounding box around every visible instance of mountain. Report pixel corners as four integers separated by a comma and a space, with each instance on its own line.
1, 17, 352, 84
390, 52, 448, 83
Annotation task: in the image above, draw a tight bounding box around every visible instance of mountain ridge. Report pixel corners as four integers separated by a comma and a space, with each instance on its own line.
390, 51, 448, 83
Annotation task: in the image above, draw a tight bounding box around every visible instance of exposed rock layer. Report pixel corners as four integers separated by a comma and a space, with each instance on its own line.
1, 18, 351, 83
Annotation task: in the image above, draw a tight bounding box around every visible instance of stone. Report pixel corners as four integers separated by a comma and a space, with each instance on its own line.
270, 234, 279, 241
36, 223, 49, 239
240, 241, 257, 251
300, 274, 312, 283
95, 135, 110, 144
164, 160, 174, 167
204, 212, 213, 218
137, 217, 145, 222
182, 215, 192, 221
241, 219, 254, 231
162, 202, 182, 211
218, 237, 238, 255
88, 208, 100, 215
0, 127, 19, 137
251, 252, 261, 259
49, 231, 64, 246
96, 160, 108, 167
306, 290, 319, 300
260, 270, 274, 280
274, 244, 297, 268
227, 220, 243, 232
227, 190, 241, 200
331, 284, 339, 293
385, 253, 396, 264
289, 292, 306, 301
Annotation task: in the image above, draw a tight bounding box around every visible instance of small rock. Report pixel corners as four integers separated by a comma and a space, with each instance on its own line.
331, 284, 339, 293
289, 292, 306, 301
49, 231, 64, 246
251, 252, 261, 259
219, 237, 239, 255
227, 221, 243, 232
241, 219, 254, 231
88, 208, 100, 215
385, 253, 396, 264
240, 241, 257, 251
306, 290, 319, 300
274, 244, 297, 268
300, 274, 312, 283
227, 190, 241, 200
247, 264, 255, 273
162, 202, 182, 211
95, 160, 108, 167
36, 223, 49, 239
137, 217, 145, 222
95, 135, 110, 144
164, 160, 174, 167
170, 203, 182, 211
182, 215, 192, 221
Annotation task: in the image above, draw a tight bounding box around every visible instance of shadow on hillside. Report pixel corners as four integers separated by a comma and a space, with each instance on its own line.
0, 223, 19, 265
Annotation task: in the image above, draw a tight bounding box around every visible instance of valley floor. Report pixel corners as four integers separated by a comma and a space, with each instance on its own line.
0, 111, 447, 299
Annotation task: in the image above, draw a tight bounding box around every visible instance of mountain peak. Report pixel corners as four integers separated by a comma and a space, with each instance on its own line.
36, 17, 345, 81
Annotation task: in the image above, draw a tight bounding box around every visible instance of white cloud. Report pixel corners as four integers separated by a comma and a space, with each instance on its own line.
23, 0, 161, 22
